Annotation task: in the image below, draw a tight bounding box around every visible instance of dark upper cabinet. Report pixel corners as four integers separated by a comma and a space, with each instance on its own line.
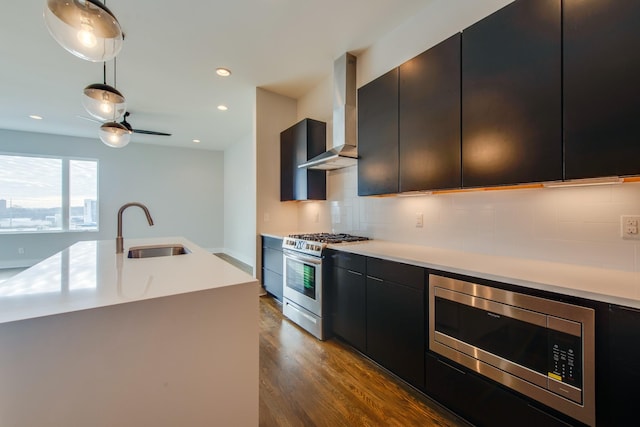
461, 0, 562, 188
564, 1, 640, 179
399, 33, 462, 192
280, 118, 326, 201
357, 68, 399, 196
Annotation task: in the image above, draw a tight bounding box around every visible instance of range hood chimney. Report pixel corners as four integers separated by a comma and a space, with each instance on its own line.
298, 53, 357, 170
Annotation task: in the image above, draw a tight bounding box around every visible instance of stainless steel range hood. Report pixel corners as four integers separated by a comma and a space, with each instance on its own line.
298, 53, 357, 170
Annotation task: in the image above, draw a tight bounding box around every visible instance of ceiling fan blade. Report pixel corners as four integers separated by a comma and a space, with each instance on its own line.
132, 129, 172, 136
119, 112, 171, 136
76, 115, 102, 124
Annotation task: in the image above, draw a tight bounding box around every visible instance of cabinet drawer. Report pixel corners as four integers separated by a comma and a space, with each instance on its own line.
263, 246, 283, 275
366, 257, 424, 289
262, 236, 283, 250
263, 269, 283, 301
425, 353, 573, 427
327, 250, 366, 273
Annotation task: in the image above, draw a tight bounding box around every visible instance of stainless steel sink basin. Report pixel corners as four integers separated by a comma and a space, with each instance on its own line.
127, 244, 191, 259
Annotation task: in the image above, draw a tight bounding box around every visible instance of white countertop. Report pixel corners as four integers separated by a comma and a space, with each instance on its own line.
260, 232, 287, 240
328, 240, 640, 309
0, 237, 257, 324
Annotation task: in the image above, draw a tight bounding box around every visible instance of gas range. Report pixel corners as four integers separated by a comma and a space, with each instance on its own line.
281, 232, 369, 340
282, 233, 370, 257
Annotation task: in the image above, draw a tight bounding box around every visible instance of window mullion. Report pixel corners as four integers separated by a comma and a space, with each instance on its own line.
62, 158, 70, 231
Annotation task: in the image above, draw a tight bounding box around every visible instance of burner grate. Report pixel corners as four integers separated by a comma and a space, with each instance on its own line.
288, 233, 369, 244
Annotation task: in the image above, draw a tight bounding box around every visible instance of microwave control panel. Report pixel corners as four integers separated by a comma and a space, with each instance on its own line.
548, 332, 582, 389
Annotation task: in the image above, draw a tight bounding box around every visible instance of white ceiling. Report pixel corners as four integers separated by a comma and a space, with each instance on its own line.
0, 0, 430, 151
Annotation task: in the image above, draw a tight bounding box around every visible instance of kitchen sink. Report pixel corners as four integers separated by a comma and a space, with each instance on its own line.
127, 244, 191, 259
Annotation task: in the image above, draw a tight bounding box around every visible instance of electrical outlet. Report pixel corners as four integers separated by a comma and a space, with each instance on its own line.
621, 215, 640, 240
416, 212, 424, 228
18, 247, 25, 255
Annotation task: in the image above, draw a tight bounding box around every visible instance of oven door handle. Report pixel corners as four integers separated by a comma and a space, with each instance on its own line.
283, 250, 322, 265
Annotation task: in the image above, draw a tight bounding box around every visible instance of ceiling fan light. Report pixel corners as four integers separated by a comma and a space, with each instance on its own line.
99, 121, 131, 148
82, 83, 126, 121
44, 0, 124, 62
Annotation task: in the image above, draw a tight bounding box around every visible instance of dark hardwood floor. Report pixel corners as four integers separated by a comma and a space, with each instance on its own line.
259, 295, 470, 427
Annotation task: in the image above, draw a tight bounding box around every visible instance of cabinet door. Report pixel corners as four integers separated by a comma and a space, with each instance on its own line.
425, 354, 572, 427
263, 246, 283, 276
461, 0, 562, 187
262, 237, 283, 301
263, 268, 283, 302
564, 1, 640, 179
399, 33, 461, 192
280, 119, 326, 201
280, 126, 296, 201
366, 275, 425, 390
357, 68, 399, 196
603, 304, 640, 426
330, 267, 366, 353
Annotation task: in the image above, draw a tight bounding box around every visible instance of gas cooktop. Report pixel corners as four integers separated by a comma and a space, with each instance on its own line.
282, 233, 370, 257
288, 233, 370, 244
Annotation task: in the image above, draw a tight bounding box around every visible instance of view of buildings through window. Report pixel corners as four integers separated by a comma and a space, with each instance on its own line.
0, 154, 98, 233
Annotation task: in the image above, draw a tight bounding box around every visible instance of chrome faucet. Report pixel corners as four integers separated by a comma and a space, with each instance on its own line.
116, 202, 154, 253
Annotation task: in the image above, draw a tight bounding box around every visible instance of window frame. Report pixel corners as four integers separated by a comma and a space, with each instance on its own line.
0, 152, 99, 234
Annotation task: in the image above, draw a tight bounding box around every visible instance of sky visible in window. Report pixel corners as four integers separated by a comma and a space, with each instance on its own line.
0, 155, 97, 208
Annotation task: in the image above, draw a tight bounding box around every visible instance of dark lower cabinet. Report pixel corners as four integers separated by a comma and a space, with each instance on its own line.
327, 251, 366, 353
357, 68, 400, 196
461, 0, 562, 187
325, 248, 640, 426
261, 236, 283, 301
366, 258, 425, 390
425, 353, 577, 427
600, 304, 640, 426
564, 0, 640, 179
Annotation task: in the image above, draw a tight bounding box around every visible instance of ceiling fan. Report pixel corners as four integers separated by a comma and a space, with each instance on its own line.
78, 111, 172, 136
120, 112, 171, 136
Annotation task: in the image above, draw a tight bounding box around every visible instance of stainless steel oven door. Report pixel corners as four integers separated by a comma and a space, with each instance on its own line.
282, 249, 322, 316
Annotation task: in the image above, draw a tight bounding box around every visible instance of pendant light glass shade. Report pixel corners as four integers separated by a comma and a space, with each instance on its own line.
82, 83, 126, 121
99, 121, 131, 148
44, 0, 124, 62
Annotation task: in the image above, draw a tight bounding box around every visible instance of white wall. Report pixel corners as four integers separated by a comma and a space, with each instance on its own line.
224, 132, 256, 269
294, 0, 640, 273
0, 130, 224, 268
255, 88, 298, 278
318, 168, 640, 272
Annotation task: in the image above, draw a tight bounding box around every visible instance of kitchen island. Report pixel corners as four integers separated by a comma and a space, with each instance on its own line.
0, 237, 258, 427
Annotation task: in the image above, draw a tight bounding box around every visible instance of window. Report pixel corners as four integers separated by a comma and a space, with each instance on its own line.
0, 154, 98, 233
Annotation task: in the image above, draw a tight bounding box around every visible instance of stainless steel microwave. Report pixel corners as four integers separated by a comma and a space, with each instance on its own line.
429, 274, 595, 426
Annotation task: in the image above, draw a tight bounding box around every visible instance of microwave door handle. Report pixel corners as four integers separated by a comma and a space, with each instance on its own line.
284, 251, 322, 265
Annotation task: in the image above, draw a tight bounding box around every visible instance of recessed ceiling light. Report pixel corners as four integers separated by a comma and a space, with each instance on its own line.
193, 139, 201, 143
29, 115, 43, 120
216, 68, 231, 77
217, 105, 228, 111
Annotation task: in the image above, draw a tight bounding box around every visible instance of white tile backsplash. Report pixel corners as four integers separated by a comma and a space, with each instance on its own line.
293, 166, 640, 272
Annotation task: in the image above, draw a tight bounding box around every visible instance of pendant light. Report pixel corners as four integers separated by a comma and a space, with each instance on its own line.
82, 60, 126, 121
99, 121, 131, 148
44, 0, 124, 62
